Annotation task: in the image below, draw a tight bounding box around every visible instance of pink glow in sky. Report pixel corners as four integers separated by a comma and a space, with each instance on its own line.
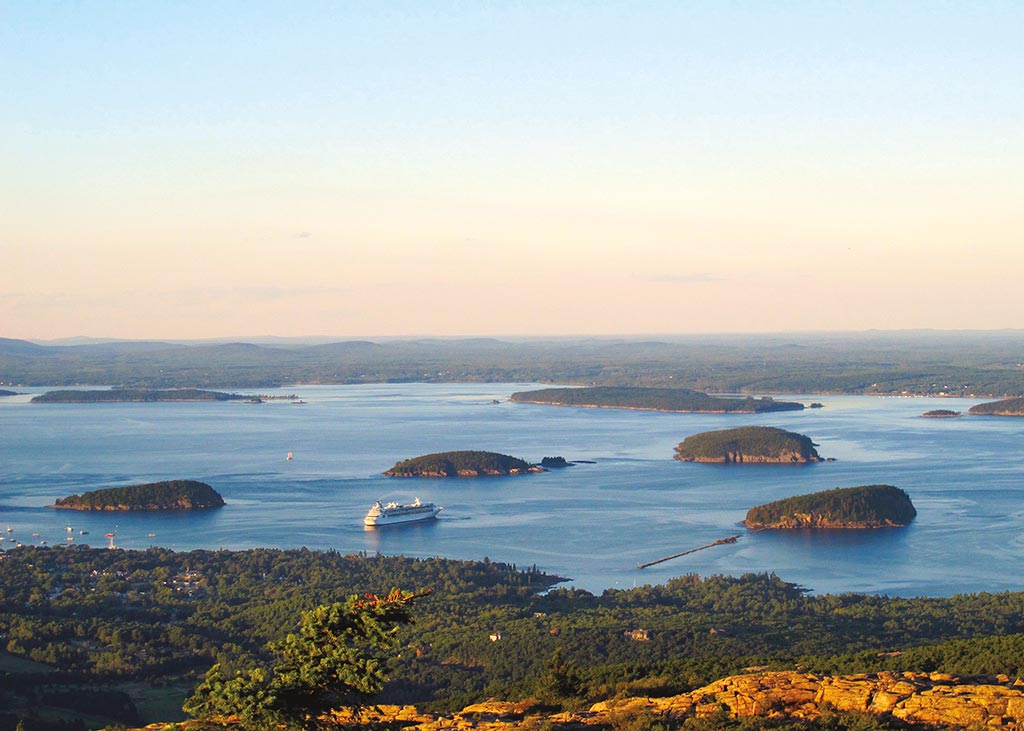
2, 2, 1021, 339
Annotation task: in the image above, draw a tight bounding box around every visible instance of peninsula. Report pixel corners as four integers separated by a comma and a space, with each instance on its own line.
509, 386, 805, 413
32, 388, 257, 403
384, 451, 543, 477
674, 426, 824, 463
743, 484, 917, 529
968, 396, 1024, 416
53, 480, 226, 511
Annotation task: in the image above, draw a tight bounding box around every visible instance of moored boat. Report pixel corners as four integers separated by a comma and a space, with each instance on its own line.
364, 497, 441, 526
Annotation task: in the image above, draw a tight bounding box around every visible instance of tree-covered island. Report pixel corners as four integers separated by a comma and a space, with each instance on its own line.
384, 450, 543, 477
743, 484, 917, 529
921, 409, 962, 418
53, 480, 226, 511
540, 456, 571, 468
31, 388, 267, 403
0, 389, 19, 396
968, 396, 1024, 416
510, 386, 805, 413
674, 426, 825, 463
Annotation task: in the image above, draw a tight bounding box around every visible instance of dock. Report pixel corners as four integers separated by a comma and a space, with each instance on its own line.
637, 535, 741, 569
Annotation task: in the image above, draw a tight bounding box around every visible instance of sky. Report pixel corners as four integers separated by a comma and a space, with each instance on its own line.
2, 1, 1022, 340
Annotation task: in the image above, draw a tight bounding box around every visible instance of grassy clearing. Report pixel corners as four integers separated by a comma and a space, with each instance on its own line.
0, 649, 54, 674
125, 681, 190, 723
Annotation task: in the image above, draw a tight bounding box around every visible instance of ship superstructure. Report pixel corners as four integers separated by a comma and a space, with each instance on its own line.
364, 497, 441, 526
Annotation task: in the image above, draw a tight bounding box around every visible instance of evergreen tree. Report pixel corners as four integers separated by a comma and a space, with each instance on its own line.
184, 589, 420, 730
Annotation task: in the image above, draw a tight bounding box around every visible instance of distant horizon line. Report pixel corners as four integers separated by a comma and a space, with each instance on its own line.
18, 327, 1024, 347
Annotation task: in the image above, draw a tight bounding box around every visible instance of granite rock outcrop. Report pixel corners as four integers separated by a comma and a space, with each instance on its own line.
132, 671, 1024, 730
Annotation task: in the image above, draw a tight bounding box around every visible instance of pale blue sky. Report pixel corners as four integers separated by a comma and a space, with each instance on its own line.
2, 2, 1022, 338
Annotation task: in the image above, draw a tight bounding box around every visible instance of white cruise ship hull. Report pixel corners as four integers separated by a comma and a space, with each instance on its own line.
364, 503, 441, 526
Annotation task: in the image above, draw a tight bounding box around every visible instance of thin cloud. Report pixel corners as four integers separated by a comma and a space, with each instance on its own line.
644, 273, 722, 285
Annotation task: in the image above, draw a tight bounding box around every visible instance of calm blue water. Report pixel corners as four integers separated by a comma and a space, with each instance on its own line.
1, 384, 1022, 597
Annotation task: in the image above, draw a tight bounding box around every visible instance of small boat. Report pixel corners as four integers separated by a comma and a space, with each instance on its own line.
364, 497, 441, 527
286, 452, 294, 461
80, 530, 89, 535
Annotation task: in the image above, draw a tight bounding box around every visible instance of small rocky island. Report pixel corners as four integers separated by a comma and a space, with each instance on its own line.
921, 409, 962, 418
384, 451, 543, 477
539, 456, 572, 468
510, 386, 805, 413
967, 396, 1024, 416
53, 480, 226, 511
674, 426, 825, 463
743, 484, 917, 529
31, 388, 261, 403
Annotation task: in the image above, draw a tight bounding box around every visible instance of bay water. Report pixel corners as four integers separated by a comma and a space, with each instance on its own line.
1, 383, 1022, 597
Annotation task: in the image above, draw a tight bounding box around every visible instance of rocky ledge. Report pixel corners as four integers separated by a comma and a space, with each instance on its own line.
585, 671, 1024, 730
139, 671, 1024, 730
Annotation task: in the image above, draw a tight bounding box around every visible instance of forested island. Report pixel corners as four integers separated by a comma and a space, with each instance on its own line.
53, 480, 225, 511
0, 389, 19, 396
921, 409, 962, 418
743, 484, 917, 529
31, 388, 256, 403
384, 450, 542, 477
968, 396, 1024, 416
4, 546, 1024, 730
674, 426, 824, 463
510, 386, 805, 413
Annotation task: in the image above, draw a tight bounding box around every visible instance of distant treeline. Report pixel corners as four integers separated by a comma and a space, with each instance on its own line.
510, 387, 804, 413
3, 332, 1024, 396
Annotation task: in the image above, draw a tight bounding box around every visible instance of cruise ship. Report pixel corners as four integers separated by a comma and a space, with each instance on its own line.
364, 498, 441, 526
